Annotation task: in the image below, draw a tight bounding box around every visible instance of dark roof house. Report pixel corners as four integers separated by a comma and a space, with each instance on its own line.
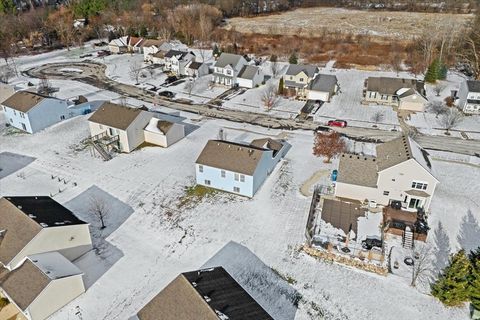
137, 267, 273, 320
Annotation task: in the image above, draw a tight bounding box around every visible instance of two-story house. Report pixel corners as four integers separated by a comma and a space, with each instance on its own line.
458, 80, 480, 114
195, 138, 289, 197
1, 91, 75, 133
363, 77, 428, 112
335, 136, 438, 212
163, 50, 196, 76
306, 74, 339, 102
212, 53, 248, 87
282, 64, 319, 99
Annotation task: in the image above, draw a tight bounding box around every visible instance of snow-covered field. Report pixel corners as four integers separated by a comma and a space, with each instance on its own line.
0, 44, 478, 320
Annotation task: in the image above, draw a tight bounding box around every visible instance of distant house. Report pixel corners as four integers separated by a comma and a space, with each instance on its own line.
142, 40, 164, 62
88, 102, 185, 154
88, 102, 152, 153
0, 251, 85, 320
185, 61, 209, 78
1, 91, 76, 133
163, 50, 196, 76
0, 196, 92, 271
136, 267, 273, 320
306, 74, 339, 102
283, 64, 319, 98
237, 65, 264, 88
128, 36, 144, 53
143, 117, 185, 148
108, 36, 128, 54
195, 138, 289, 197
363, 77, 428, 112
335, 136, 439, 212
458, 80, 480, 114
212, 53, 248, 87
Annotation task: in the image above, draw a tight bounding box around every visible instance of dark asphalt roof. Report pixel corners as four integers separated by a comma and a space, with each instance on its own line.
467, 80, 480, 92
3, 196, 86, 228
285, 64, 319, 78
238, 65, 260, 80
308, 74, 338, 92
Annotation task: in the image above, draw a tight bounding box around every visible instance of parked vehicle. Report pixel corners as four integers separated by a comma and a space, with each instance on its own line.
404, 257, 414, 266
80, 53, 93, 58
361, 237, 382, 250
158, 91, 175, 98
314, 126, 332, 133
327, 119, 348, 127
164, 75, 178, 85
97, 50, 110, 57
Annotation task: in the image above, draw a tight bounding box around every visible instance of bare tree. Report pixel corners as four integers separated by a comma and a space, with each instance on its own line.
428, 101, 447, 118
38, 78, 52, 95
261, 84, 280, 111
129, 61, 143, 84
270, 54, 279, 78
434, 83, 447, 97
0, 65, 15, 84
371, 111, 385, 126
438, 108, 463, 133
88, 196, 110, 229
458, 14, 480, 79
411, 245, 433, 287
313, 131, 346, 163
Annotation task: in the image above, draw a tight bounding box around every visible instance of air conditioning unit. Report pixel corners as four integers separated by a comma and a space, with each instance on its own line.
368, 200, 377, 208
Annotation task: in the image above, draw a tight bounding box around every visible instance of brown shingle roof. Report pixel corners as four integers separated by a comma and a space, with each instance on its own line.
376, 136, 413, 171
321, 199, 367, 235
336, 153, 378, 188
0, 198, 42, 267
157, 120, 174, 134
366, 77, 425, 96
88, 102, 144, 130
137, 275, 218, 320
196, 140, 268, 175
1, 91, 47, 113
0, 259, 50, 310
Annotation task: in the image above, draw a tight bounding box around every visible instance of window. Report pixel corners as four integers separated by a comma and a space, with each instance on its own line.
408, 198, 422, 209
199, 165, 203, 173
411, 181, 428, 190
60, 115, 65, 120
290, 76, 293, 80
20, 112, 25, 118
221, 170, 226, 178
240, 174, 245, 182
9, 118, 13, 123
369, 91, 377, 98
204, 179, 211, 185
13, 110, 16, 116
21, 123, 26, 131
383, 191, 390, 196
299, 78, 304, 82
226, 69, 232, 76
381, 95, 388, 100
234, 173, 239, 181
233, 186, 240, 193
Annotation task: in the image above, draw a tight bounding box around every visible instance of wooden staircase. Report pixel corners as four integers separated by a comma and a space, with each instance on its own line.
403, 227, 414, 249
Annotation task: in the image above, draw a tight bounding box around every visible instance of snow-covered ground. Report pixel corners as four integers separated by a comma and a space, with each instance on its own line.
0, 43, 478, 320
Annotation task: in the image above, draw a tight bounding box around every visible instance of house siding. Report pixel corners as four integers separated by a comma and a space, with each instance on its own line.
27, 275, 85, 320
88, 122, 130, 152
8, 225, 92, 270
459, 81, 480, 114
125, 112, 152, 152
195, 164, 254, 197
143, 123, 185, 148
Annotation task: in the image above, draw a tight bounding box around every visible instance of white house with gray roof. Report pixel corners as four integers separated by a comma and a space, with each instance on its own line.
212, 53, 248, 87
237, 65, 264, 88
195, 138, 289, 197
306, 74, 339, 102
335, 136, 438, 212
283, 64, 319, 99
163, 50, 196, 76
363, 77, 428, 112
1, 91, 76, 133
458, 80, 480, 114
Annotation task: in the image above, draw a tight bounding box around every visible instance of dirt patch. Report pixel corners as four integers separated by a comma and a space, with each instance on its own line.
224, 7, 473, 40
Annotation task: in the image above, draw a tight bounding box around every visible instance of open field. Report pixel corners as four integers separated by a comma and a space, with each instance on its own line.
224, 7, 473, 39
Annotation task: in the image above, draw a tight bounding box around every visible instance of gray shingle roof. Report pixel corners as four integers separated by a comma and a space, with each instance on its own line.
238, 65, 260, 80
467, 80, 480, 92
285, 64, 319, 78
336, 154, 378, 188
164, 50, 191, 59
308, 74, 338, 92
366, 77, 425, 96
214, 53, 244, 69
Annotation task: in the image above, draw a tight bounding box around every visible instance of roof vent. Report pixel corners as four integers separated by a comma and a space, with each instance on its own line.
17, 205, 22, 209
204, 296, 211, 303
32, 259, 38, 263
28, 214, 36, 218
192, 282, 197, 287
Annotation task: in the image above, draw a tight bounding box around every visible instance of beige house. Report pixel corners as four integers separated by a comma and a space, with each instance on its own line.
143, 117, 185, 148
283, 64, 319, 99
335, 136, 438, 212
0, 252, 85, 320
88, 102, 152, 153
136, 267, 272, 320
0, 196, 92, 271
363, 77, 428, 112
108, 36, 128, 54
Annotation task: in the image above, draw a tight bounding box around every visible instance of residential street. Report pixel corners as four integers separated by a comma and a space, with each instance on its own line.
25, 61, 480, 156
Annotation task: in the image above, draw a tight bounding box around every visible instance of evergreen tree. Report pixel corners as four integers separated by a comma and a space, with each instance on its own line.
439, 64, 448, 80
213, 44, 221, 58
278, 77, 284, 95
425, 59, 440, 83
289, 52, 298, 64
139, 26, 148, 38
270, 54, 277, 63
470, 247, 480, 263
432, 250, 472, 306
471, 259, 480, 311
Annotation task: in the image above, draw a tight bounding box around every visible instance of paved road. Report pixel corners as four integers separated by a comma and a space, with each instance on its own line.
24, 62, 480, 156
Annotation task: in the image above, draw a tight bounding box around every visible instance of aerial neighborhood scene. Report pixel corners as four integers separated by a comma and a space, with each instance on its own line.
1, 0, 480, 319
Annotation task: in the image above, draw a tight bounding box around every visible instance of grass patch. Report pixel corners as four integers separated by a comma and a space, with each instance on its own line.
177, 185, 218, 208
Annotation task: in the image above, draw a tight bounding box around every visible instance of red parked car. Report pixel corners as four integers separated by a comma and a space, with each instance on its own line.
327, 119, 348, 127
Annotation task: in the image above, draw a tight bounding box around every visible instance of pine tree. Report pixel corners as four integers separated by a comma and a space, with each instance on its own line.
470, 247, 480, 263
289, 52, 298, 64
278, 77, 284, 95
425, 59, 440, 83
439, 64, 448, 80
213, 44, 221, 58
471, 259, 480, 311
432, 250, 472, 306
